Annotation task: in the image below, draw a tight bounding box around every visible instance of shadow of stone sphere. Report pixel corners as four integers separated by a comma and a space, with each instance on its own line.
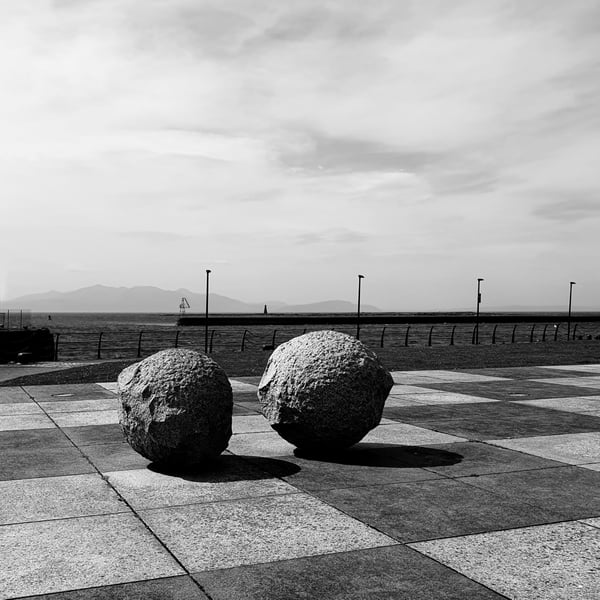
147, 453, 301, 480
294, 443, 463, 469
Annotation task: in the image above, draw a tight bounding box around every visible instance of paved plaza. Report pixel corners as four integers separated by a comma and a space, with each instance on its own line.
1, 363, 600, 598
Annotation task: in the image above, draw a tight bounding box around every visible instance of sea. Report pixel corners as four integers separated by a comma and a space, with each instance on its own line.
3, 311, 599, 361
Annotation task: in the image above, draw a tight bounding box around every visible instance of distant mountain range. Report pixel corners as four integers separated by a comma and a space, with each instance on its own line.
4, 285, 381, 313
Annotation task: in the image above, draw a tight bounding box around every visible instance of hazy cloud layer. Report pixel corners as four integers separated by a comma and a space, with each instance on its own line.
1, 0, 599, 309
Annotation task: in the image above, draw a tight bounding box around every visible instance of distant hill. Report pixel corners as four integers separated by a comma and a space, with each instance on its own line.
5, 285, 381, 313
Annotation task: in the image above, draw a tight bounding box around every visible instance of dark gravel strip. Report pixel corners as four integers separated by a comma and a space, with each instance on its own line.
1, 341, 599, 387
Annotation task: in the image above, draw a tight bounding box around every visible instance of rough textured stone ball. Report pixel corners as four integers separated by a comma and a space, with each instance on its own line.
118, 348, 233, 466
258, 330, 393, 451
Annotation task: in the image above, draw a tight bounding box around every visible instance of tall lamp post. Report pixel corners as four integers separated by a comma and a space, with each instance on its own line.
476, 278, 484, 345
205, 269, 211, 353
356, 274, 364, 340
568, 281, 576, 341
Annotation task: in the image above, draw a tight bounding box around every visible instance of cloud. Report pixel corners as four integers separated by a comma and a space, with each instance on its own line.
533, 194, 600, 222
295, 228, 368, 246
115, 231, 199, 243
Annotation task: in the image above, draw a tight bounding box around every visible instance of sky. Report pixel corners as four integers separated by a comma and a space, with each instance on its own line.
1, 0, 599, 311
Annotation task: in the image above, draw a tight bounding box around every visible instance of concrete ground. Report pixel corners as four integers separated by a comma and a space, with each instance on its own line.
1, 364, 600, 599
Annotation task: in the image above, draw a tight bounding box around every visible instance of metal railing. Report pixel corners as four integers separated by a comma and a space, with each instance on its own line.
50, 321, 600, 361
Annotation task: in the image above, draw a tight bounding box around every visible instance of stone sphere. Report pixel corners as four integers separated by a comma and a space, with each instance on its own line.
258, 330, 393, 451
118, 348, 233, 466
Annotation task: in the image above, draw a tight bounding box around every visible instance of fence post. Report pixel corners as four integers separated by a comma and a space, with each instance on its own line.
137, 331, 143, 358
428, 326, 434, 347
97, 332, 103, 360
174, 330, 180, 348
572, 324, 578, 340
542, 324, 548, 342
471, 325, 477, 345
529, 324, 535, 343
554, 324, 560, 341
511, 325, 517, 343
450, 325, 456, 346
241, 329, 248, 352
380, 327, 386, 348
404, 326, 411, 347
54, 333, 60, 361
209, 329, 215, 353
271, 329, 277, 348
492, 324, 498, 344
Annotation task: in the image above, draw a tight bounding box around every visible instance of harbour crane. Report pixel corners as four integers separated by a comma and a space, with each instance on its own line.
179, 297, 190, 316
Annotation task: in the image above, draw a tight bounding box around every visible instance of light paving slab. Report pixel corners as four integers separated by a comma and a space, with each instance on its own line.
96, 382, 118, 393
51, 409, 120, 428
489, 432, 600, 465
23, 383, 116, 400
140, 493, 397, 572
410, 521, 600, 600
540, 364, 600, 373
514, 396, 600, 415
106, 467, 297, 510
532, 376, 600, 389
363, 422, 467, 446
229, 379, 259, 392
0, 473, 127, 525
227, 431, 297, 458
580, 463, 600, 472
384, 396, 426, 408
390, 370, 508, 384
0, 513, 184, 598
388, 384, 439, 395
39, 398, 120, 413
0, 387, 33, 404
232, 414, 272, 434
395, 392, 499, 406
0, 413, 55, 431
0, 403, 45, 416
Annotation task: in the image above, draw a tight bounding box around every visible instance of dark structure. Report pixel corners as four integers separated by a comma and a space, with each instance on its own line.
0, 328, 54, 363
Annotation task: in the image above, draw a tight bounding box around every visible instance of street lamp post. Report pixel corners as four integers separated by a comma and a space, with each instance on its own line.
356, 274, 364, 340
205, 269, 211, 353
568, 281, 576, 341
476, 278, 484, 345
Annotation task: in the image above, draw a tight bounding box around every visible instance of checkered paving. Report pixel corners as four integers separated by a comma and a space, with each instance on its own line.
1, 365, 600, 598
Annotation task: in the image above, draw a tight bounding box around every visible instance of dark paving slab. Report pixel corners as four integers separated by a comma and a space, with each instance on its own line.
457, 366, 598, 379
385, 402, 600, 440
317, 478, 563, 543
421, 379, 600, 400
457, 466, 600, 520
193, 545, 506, 599
422, 441, 565, 477
81, 442, 151, 472
0, 428, 71, 450
242, 444, 454, 492
384, 402, 545, 423
16, 576, 208, 599
232, 390, 260, 402
0, 446, 95, 481
23, 383, 115, 401
63, 424, 125, 446
410, 413, 600, 440
233, 403, 258, 417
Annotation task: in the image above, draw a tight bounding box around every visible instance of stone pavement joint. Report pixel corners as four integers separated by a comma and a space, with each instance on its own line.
0, 367, 599, 598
